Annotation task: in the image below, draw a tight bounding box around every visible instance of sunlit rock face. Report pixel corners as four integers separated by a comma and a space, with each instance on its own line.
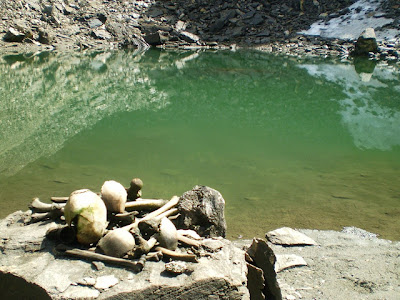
299, 62, 400, 151
0, 51, 169, 177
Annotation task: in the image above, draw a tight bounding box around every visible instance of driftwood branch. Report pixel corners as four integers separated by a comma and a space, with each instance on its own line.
56, 245, 145, 272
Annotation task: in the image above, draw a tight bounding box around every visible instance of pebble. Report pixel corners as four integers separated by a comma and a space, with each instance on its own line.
164, 261, 191, 275
94, 275, 119, 290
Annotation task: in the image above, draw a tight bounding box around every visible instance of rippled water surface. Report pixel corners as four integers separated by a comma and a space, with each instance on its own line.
1, 49, 399, 240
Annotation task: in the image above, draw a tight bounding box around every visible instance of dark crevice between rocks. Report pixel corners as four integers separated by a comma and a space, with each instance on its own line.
246, 238, 282, 300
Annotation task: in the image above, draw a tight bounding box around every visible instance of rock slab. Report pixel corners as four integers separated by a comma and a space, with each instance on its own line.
354, 27, 379, 55
0, 211, 249, 299
266, 227, 318, 246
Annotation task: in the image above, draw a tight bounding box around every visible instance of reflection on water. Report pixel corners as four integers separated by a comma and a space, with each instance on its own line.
0, 50, 168, 177
299, 60, 400, 151
1, 50, 399, 240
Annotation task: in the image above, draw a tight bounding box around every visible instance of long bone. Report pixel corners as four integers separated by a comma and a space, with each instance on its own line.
56, 244, 145, 272
30, 198, 65, 212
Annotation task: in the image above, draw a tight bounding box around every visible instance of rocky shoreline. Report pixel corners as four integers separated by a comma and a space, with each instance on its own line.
236, 227, 400, 300
0, 0, 399, 62
1, 208, 399, 300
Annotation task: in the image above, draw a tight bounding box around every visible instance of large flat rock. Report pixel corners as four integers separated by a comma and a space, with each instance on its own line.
0, 211, 249, 299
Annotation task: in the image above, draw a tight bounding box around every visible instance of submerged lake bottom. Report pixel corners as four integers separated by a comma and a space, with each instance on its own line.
0, 49, 399, 240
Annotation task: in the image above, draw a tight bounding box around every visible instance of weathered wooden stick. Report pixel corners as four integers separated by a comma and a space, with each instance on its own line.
51, 196, 69, 203
30, 198, 65, 212
57, 245, 145, 272
155, 246, 198, 263
177, 234, 201, 248
125, 199, 168, 211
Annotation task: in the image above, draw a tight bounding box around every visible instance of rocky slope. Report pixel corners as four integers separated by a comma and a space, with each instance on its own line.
0, 0, 399, 54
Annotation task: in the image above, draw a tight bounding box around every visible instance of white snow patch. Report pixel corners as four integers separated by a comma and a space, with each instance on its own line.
300, 0, 397, 41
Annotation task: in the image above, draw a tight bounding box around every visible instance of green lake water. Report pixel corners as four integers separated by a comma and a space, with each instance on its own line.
1, 49, 399, 240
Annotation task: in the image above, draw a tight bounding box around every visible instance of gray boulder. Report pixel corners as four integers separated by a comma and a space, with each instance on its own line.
144, 31, 170, 46
0, 211, 249, 299
178, 31, 200, 44
3, 27, 26, 43
38, 28, 54, 45
176, 185, 227, 238
354, 27, 379, 56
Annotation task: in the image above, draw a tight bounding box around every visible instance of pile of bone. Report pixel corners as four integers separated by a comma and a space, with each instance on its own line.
28, 179, 226, 273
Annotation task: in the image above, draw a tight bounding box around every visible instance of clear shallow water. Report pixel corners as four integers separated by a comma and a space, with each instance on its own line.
1, 49, 399, 240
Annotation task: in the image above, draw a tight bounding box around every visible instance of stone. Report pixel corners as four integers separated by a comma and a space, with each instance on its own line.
77, 277, 96, 286
266, 227, 318, 246
88, 18, 103, 29
63, 5, 75, 15
210, 19, 226, 32
248, 13, 264, 26
354, 27, 379, 56
148, 7, 164, 18
175, 20, 187, 32
94, 275, 119, 290
38, 28, 54, 45
177, 185, 227, 238
92, 29, 112, 40
274, 254, 307, 272
247, 263, 265, 300
144, 31, 170, 45
3, 27, 26, 42
164, 261, 191, 275
42, 5, 54, 16
246, 238, 282, 300
27, 0, 41, 11
179, 31, 200, 43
